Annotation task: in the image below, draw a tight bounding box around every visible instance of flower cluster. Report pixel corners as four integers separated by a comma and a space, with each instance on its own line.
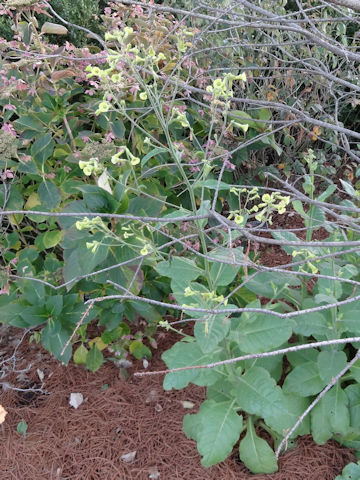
79, 157, 103, 176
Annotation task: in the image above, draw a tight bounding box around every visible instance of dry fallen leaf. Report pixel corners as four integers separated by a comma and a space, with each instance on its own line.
121, 451, 136, 463
0, 405, 8, 424
69, 393, 84, 409
180, 400, 195, 409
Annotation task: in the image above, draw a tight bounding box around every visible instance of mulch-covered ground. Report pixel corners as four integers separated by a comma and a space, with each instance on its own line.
0, 326, 355, 480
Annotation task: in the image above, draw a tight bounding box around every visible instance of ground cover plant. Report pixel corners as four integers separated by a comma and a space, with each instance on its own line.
1, 0, 360, 475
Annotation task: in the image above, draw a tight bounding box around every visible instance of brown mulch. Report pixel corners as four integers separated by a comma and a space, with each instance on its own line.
0, 328, 355, 480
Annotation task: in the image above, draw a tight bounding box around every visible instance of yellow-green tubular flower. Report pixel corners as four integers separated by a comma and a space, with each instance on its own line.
96, 101, 111, 115
130, 156, 140, 166
140, 245, 150, 256
139, 92, 148, 101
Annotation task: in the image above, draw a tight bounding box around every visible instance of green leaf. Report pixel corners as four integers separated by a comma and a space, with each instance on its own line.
235, 311, 292, 353
311, 394, 333, 444
155, 257, 203, 284
86, 344, 104, 372
31, 133, 54, 166
162, 342, 223, 390
38, 181, 61, 209
197, 200, 210, 229
73, 344, 88, 364
184, 400, 243, 467
239, 417, 277, 474
293, 311, 329, 336
210, 261, 240, 288
323, 384, 350, 436
245, 271, 300, 299
312, 384, 350, 443
340, 179, 357, 198
41, 319, 72, 364
194, 312, 232, 353
76, 184, 119, 213
63, 235, 109, 286
43, 230, 63, 249
345, 384, 360, 428
141, 147, 168, 167
283, 361, 326, 397
233, 367, 284, 419
17, 421, 28, 436
14, 115, 45, 133
335, 461, 360, 480
110, 120, 125, 139
317, 350, 347, 383
338, 300, 360, 335
129, 340, 152, 359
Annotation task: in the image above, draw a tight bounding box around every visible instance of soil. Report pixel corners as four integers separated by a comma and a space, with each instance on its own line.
1, 211, 356, 480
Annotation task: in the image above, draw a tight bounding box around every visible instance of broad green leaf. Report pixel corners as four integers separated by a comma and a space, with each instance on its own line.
184, 400, 243, 467
234, 312, 292, 353
317, 350, 347, 383
345, 384, 360, 428
349, 360, 360, 383
311, 395, 333, 444
340, 179, 357, 198
338, 300, 360, 334
194, 313, 231, 353
73, 344, 88, 364
76, 184, 119, 213
43, 230, 63, 249
245, 271, 300, 299
13, 115, 45, 133
155, 257, 203, 284
265, 393, 310, 437
293, 311, 329, 336
162, 342, 223, 390
38, 180, 61, 210
31, 133, 54, 166
210, 261, 240, 288
63, 234, 109, 285
283, 361, 326, 397
0, 303, 46, 327
287, 348, 319, 367
45, 295, 63, 317
312, 385, 350, 443
86, 344, 104, 372
323, 384, 350, 436
316, 263, 343, 301
233, 367, 284, 419
335, 461, 360, 480
41, 319, 72, 364
129, 340, 151, 359
239, 417, 277, 474
110, 120, 125, 139
183, 410, 203, 441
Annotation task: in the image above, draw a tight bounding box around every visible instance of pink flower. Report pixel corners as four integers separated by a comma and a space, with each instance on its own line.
81, 135, 90, 143
1, 123, 16, 137
3, 104, 16, 111
46, 173, 56, 179
224, 159, 235, 171
85, 89, 95, 96
104, 7, 112, 15
1, 169, 14, 180
64, 166, 71, 173
105, 132, 115, 142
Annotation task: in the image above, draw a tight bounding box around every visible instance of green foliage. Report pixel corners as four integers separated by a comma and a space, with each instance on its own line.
1, 1, 360, 475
